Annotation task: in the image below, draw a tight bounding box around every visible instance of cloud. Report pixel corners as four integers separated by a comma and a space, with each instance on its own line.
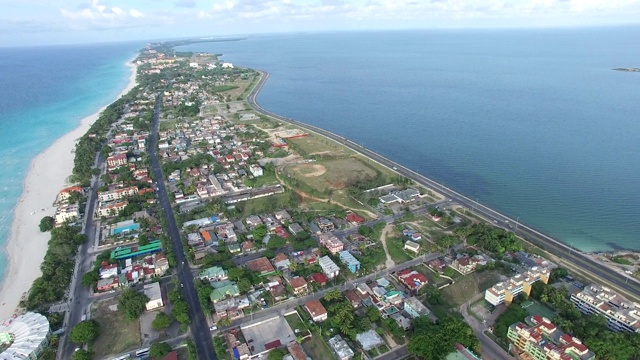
61, 0, 144, 23
175, 0, 196, 8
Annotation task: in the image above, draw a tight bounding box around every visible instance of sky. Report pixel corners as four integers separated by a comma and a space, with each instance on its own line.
2, 0, 640, 46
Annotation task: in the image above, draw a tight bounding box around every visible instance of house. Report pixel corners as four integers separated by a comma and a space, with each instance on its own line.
304, 299, 328, 322
339, 251, 361, 273
427, 258, 446, 273
289, 277, 308, 296
319, 256, 340, 279
378, 188, 420, 204
308, 273, 328, 286
451, 255, 479, 275
404, 241, 420, 254
249, 164, 263, 177
273, 253, 291, 270
99, 263, 118, 279
227, 243, 241, 254
391, 313, 411, 330
344, 290, 363, 308
411, 233, 422, 241
56, 186, 83, 203
288, 223, 304, 236
210, 284, 240, 303
275, 210, 291, 221
144, 282, 164, 311
328, 335, 355, 360
97, 201, 128, 218
308, 222, 322, 235
345, 213, 365, 224
318, 233, 344, 255
397, 269, 428, 291
97, 277, 119, 292
356, 330, 384, 351
107, 153, 127, 168
154, 253, 169, 276
199, 266, 228, 282
245, 215, 263, 228
403, 297, 430, 319
286, 343, 308, 360
316, 217, 335, 232
269, 283, 287, 301
241, 240, 254, 252
55, 204, 80, 225
246, 257, 276, 276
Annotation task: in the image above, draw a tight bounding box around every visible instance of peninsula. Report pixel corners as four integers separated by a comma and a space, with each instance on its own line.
3, 41, 639, 360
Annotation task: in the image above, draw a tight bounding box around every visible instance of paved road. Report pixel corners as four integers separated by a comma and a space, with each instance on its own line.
149, 95, 217, 360
459, 295, 513, 360
247, 70, 640, 302
59, 152, 104, 359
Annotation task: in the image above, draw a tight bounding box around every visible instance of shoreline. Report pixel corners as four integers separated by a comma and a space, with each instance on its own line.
0, 58, 138, 320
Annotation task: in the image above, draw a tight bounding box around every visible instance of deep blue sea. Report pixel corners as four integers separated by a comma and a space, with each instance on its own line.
178, 28, 640, 253
0, 42, 140, 280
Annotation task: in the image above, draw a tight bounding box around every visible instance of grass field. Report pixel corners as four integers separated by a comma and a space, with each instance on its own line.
287, 133, 350, 158
239, 193, 291, 217
387, 237, 413, 263
91, 299, 141, 359
302, 331, 333, 360
441, 271, 503, 306
287, 157, 377, 191
416, 264, 451, 287
522, 300, 557, 319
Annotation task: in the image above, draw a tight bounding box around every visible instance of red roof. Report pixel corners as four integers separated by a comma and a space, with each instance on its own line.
398, 269, 428, 290
289, 277, 307, 289
308, 273, 328, 285
346, 213, 365, 223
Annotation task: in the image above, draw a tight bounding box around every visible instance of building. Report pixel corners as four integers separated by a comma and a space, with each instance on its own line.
54, 204, 80, 225
143, 282, 164, 311
0, 312, 51, 360
199, 266, 228, 282
403, 296, 431, 319
246, 257, 276, 276
378, 188, 420, 204
107, 153, 127, 168
451, 255, 479, 275
570, 284, 640, 333
318, 233, 344, 255
288, 223, 304, 236
249, 164, 263, 177
404, 241, 420, 254
356, 329, 384, 351
97, 200, 128, 218
319, 256, 340, 279
97, 277, 119, 292
56, 186, 83, 204
210, 284, 240, 303
339, 251, 361, 273
316, 217, 335, 232
289, 277, 308, 296
98, 186, 138, 202
273, 253, 291, 270
328, 335, 355, 360
308, 273, 328, 286
484, 267, 550, 306
110, 240, 162, 260
507, 315, 595, 360
345, 213, 365, 224
99, 263, 118, 279
397, 268, 428, 292
304, 299, 328, 322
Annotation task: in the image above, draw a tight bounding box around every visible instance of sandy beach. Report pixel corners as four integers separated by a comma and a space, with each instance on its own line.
0, 59, 138, 320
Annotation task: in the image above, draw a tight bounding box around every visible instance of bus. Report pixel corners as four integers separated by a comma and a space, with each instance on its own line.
135, 348, 150, 357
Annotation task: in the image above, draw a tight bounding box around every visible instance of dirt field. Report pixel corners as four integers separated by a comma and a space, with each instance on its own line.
91, 299, 141, 359
287, 157, 377, 191
441, 271, 503, 306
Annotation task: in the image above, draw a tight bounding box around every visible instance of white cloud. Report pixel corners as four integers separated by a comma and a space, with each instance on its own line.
61, 0, 144, 23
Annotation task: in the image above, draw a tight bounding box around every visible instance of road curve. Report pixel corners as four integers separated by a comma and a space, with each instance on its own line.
246, 70, 640, 301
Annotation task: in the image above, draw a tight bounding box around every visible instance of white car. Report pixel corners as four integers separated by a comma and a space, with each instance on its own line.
210, 325, 218, 331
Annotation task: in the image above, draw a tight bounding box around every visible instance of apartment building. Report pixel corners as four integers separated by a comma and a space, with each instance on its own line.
98, 186, 139, 202
318, 233, 344, 255
484, 267, 550, 306
570, 284, 640, 333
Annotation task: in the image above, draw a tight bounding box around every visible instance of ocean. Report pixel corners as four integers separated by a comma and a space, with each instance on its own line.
177, 27, 640, 253
0, 42, 140, 280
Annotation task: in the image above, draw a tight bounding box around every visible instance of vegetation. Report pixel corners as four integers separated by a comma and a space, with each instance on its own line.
118, 288, 150, 321
462, 224, 522, 254
149, 342, 172, 359
408, 316, 479, 360
72, 349, 94, 360
70, 320, 100, 345
492, 304, 528, 342
151, 312, 173, 332
39, 216, 55, 232
25, 224, 86, 310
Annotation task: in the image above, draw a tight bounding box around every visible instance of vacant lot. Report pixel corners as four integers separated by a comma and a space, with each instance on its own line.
302, 331, 334, 360
441, 271, 503, 306
288, 157, 377, 191
287, 133, 349, 158
92, 299, 141, 359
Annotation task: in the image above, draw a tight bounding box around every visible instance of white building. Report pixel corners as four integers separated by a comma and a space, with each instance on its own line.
144, 283, 164, 311
319, 256, 340, 279
0, 312, 50, 360
570, 284, 640, 333
328, 335, 354, 360
484, 267, 550, 306
249, 164, 263, 177
54, 204, 80, 225
221, 62, 234, 68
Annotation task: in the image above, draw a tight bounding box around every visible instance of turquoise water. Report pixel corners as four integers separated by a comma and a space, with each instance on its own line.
0, 42, 141, 280
178, 28, 640, 252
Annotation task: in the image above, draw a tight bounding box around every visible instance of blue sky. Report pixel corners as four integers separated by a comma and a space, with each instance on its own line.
2, 0, 640, 46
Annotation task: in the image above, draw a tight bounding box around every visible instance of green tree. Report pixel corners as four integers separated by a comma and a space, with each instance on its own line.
72, 349, 93, 360
81, 271, 99, 287
151, 312, 172, 332
253, 224, 268, 239
39, 216, 55, 232
493, 304, 528, 342
323, 288, 342, 302
149, 342, 172, 359
267, 349, 287, 360
70, 320, 100, 344
118, 288, 150, 321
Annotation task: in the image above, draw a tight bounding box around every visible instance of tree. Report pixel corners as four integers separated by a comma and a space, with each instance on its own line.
81, 271, 99, 287
118, 288, 150, 321
151, 312, 172, 332
70, 320, 99, 344
149, 342, 172, 359
267, 349, 287, 360
138, 234, 150, 246
323, 289, 342, 302
72, 349, 93, 360
39, 216, 55, 232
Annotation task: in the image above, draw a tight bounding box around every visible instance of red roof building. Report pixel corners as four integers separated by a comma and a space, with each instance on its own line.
308, 273, 328, 286
397, 269, 428, 291
346, 213, 365, 224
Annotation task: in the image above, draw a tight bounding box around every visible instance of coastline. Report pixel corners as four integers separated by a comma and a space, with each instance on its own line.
0, 59, 138, 320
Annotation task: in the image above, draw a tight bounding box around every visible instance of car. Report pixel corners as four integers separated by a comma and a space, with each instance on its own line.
625, 270, 633, 274
210, 325, 218, 331
180, 283, 184, 288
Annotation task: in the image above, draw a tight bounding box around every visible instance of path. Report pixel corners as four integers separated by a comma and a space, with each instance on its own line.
379, 224, 396, 268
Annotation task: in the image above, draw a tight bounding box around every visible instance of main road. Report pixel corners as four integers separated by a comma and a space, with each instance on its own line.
149, 95, 217, 359
247, 71, 640, 301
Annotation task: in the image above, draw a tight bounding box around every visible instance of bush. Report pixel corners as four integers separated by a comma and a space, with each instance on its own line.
39, 216, 55, 232
149, 342, 172, 359
70, 320, 100, 344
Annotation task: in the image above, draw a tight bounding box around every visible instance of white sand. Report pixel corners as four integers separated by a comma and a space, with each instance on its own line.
0, 59, 138, 320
